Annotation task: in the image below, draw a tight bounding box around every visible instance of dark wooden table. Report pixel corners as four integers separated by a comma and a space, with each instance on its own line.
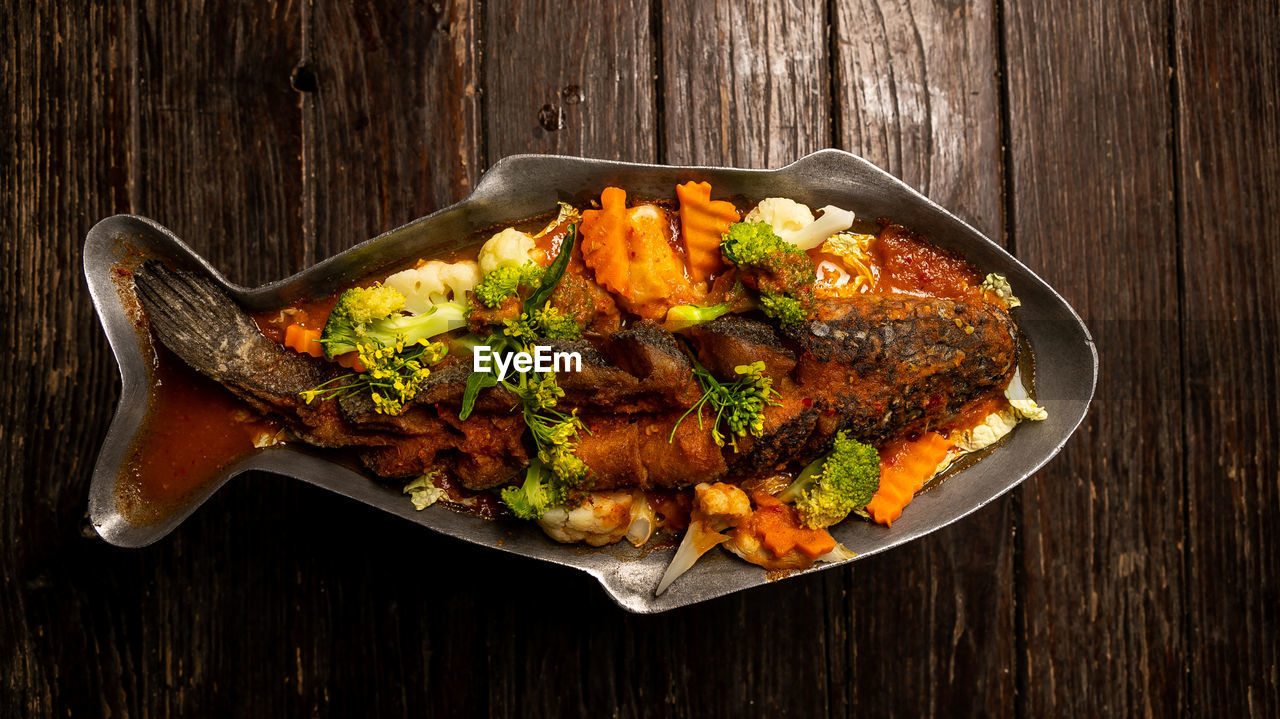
4, 1, 1277, 716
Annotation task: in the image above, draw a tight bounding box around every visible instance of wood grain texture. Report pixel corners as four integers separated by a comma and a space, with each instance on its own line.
829, 2, 1016, 715
1, 3, 133, 714
306, 0, 482, 263
1003, 0, 1186, 715
133, 0, 305, 287
1175, 1, 1280, 715
5, 0, 1280, 715
484, 0, 656, 162
662, 0, 830, 167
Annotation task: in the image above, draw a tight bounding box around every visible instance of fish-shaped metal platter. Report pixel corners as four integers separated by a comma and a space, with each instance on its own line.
84, 149, 1097, 613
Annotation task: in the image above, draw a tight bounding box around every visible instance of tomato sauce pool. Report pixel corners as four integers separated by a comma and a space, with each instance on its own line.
116, 344, 281, 522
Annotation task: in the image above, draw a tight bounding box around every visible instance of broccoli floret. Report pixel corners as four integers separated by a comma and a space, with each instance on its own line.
665, 299, 734, 330
779, 431, 881, 529
720, 221, 818, 325
320, 284, 466, 358
500, 461, 567, 520
327, 284, 407, 331
721, 221, 803, 265
670, 360, 781, 451
531, 302, 581, 340
501, 301, 582, 343
757, 293, 806, 325
474, 262, 545, 308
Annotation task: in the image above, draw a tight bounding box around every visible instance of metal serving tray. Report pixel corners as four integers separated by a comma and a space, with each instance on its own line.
84, 150, 1097, 613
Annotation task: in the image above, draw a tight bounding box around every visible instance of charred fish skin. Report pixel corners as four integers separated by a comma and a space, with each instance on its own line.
134, 260, 1021, 493
133, 261, 333, 400
788, 294, 1019, 446
686, 315, 797, 379
683, 316, 813, 475
133, 261, 397, 448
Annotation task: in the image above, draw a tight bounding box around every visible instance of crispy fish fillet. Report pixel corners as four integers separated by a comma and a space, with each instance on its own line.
569, 296, 1017, 488
135, 262, 1017, 492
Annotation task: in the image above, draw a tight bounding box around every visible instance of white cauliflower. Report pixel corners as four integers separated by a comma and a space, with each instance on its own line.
384, 260, 480, 315
744, 197, 855, 250
954, 408, 1020, 453
744, 197, 815, 235
477, 227, 537, 276
1005, 366, 1048, 421
536, 490, 654, 547
655, 482, 752, 595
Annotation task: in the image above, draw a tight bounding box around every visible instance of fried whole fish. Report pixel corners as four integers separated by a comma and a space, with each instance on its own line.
134, 261, 1018, 491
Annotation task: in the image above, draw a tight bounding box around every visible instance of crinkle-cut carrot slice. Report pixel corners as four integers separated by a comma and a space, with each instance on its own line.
581, 187, 700, 318
676, 180, 739, 284
580, 186, 632, 296
865, 431, 956, 526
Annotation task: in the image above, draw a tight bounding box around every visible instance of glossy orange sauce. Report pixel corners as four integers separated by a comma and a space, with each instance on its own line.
117, 344, 281, 522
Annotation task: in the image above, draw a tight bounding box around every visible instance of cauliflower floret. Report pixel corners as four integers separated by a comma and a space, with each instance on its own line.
955, 408, 1020, 453
384, 260, 480, 315
693, 482, 752, 528
536, 490, 654, 547
1005, 366, 1048, 421
745, 197, 815, 235
744, 197, 855, 250
787, 205, 855, 250
478, 227, 537, 276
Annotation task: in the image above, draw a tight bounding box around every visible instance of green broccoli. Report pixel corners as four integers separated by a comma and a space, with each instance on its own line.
666, 299, 734, 330
319, 284, 466, 358
757, 293, 806, 325
500, 460, 567, 520
500, 301, 582, 344
474, 262, 545, 308
721, 221, 804, 264
779, 431, 881, 528
719, 221, 817, 325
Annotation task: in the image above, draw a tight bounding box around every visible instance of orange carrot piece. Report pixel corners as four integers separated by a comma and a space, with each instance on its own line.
865, 432, 956, 527
335, 352, 366, 373
580, 186, 632, 296
676, 181, 739, 284
747, 492, 837, 560
580, 187, 700, 318
283, 323, 324, 358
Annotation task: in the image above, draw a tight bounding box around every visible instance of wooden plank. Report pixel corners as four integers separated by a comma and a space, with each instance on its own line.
1175, 1, 1280, 715
306, 0, 482, 262
1002, 0, 1186, 715
828, 2, 1015, 715
663, 0, 830, 167
106, 1, 305, 715
0, 4, 134, 715
650, 2, 836, 718
483, 0, 656, 162
132, 0, 305, 286
294, 2, 488, 715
